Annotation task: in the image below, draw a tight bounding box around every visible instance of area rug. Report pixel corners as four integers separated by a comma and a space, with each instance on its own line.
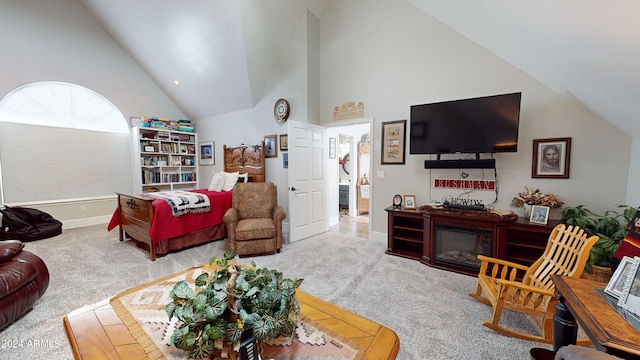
110, 264, 364, 360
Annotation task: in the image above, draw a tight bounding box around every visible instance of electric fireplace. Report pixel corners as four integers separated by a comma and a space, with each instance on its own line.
434, 225, 492, 272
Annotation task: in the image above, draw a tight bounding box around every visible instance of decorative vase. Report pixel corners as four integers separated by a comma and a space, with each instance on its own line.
549, 208, 562, 221
523, 204, 532, 218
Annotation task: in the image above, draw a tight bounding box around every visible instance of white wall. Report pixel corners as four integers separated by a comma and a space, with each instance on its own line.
627, 137, 640, 205
318, 0, 632, 236
0, 0, 186, 228
195, 11, 320, 220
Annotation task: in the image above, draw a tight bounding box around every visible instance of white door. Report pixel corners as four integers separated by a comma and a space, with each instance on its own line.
287, 120, 327, 242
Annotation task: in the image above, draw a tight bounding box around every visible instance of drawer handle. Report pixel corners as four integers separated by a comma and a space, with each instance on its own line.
126, 198, 139, 210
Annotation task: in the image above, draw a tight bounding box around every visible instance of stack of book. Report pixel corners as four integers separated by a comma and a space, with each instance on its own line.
141, 116, 195, 132
178, 119, 194, 133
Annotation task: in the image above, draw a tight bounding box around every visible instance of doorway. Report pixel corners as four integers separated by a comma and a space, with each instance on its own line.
335, 122, 370, 226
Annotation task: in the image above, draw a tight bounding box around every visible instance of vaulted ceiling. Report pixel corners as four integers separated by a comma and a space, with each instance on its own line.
80, 0, 640, 136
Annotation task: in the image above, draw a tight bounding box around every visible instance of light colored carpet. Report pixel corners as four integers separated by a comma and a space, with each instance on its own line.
0, 224, 551, 359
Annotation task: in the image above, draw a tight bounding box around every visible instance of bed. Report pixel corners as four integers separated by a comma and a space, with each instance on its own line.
109, 142, 265, 260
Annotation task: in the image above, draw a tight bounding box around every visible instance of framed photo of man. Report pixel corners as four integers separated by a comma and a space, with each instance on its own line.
532, 137, 571, 178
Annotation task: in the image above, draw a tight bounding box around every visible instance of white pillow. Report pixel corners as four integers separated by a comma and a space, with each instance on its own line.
222, 171, 240, 191
239, 173, 249, 183
208, 172, 226, 192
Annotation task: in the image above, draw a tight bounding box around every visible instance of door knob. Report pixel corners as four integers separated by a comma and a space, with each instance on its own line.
290, 187, 298, 191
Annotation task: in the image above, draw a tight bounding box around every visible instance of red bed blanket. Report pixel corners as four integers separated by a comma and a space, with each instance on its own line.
108, 189, 233, 245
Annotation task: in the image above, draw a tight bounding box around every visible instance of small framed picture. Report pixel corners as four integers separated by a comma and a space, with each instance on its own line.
329, 137, 336, 159
530, 205, 549, 224
199, 142, 214, 165
404, 195, 416, 210
617, 256, 640, 317
606, 256, 635, 299
264, 134, 277, 158
280, 134, 288, 151
532, 137, 571, 178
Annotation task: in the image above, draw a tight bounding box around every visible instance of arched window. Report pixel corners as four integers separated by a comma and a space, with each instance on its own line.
0, 81, 131, 204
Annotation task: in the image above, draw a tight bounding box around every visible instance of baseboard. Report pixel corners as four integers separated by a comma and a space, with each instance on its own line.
63, 215, 112, 230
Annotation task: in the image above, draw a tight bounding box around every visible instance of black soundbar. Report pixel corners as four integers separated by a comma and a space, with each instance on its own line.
443, 203, 486, 211
424, 159, 496, 169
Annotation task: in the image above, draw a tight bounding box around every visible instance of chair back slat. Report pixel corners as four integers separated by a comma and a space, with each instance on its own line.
524, 224, 599, 292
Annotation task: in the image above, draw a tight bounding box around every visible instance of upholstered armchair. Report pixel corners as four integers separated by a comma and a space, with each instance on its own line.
223, 182, 286, 256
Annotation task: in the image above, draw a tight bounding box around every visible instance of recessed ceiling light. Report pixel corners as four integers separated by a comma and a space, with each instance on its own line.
174, 80, 180, 86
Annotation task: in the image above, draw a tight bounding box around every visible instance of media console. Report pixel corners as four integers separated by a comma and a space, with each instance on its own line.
386, 206, 560, 276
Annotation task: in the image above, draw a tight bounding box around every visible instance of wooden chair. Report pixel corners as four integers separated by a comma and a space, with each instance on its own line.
468, 224, 599, 344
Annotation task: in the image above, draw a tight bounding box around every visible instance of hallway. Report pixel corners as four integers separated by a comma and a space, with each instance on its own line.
336, 209, 369, 239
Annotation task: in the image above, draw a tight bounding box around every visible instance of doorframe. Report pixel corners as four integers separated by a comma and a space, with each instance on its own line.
325, 118, 373, 233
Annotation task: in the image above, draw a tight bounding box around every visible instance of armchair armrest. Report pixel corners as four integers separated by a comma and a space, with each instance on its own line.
223, 208, 238, 225
223, 208, 239, 247
496, 278, 555, 297
495, 278, 555, 310
272, 206, 286, 224
477, 254, 530, 281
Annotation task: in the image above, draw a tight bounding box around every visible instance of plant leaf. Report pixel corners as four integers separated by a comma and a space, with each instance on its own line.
224, 249, 237, 260
193, 293, 207, 311
195, 272, 209, 287
171, 281, 195, 300
165, 302, 176, 318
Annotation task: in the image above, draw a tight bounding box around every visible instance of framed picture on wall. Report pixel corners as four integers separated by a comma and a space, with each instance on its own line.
264, 134, 277, 158
381, 120, 406, 165
280, 134, 288, 151
329, 137, 337, 159
532, 137, 571, 178
199, 141, 214, 165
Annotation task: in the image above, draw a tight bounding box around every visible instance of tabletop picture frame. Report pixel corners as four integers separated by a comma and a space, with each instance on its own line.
529, 205, 549, 224
381, 120, 406, 165
199, 141, 214, 165
605, 256, 636, 299
264, 134, 277, 158
532, 137, 571, 178
404, 194, 416, 210
617, 256, 640, 317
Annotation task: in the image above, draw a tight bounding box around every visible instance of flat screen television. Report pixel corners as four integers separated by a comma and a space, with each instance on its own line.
409, 92, 521, 155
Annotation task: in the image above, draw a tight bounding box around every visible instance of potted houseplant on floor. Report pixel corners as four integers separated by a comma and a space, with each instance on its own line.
562, 204, 635, 277
166, 250, 303, 360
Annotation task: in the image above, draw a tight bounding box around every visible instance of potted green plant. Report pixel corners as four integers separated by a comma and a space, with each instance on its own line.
561, 204, 635, 273
165, 250, 303, 360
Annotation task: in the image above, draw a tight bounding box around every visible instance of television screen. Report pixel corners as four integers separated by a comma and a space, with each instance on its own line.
409, 92, 521, 154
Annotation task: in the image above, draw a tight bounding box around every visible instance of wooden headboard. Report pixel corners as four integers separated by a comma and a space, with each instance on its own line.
223, 142, 266, 182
